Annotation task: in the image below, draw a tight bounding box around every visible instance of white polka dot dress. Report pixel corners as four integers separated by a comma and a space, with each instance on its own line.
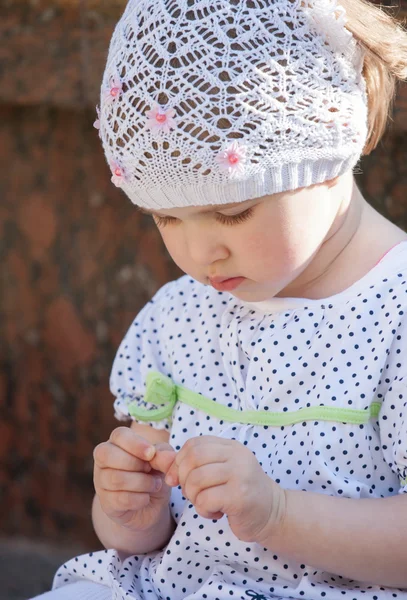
52, 242, 407, 600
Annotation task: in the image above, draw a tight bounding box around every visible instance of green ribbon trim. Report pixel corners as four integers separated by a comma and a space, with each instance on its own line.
127, 370, 382, 427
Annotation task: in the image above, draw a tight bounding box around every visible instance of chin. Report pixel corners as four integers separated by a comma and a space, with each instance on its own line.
229, 279, 293, 302
229, 288, 277, 303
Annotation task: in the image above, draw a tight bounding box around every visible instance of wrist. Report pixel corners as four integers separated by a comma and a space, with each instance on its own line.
92, 495, 174, 556
122, 500, 173, 534
254, 480, 289, 546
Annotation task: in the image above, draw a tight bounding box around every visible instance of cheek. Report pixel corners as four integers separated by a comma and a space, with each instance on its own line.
242, 199, 332, 270
245, 232, 297, 277
281, 197, 335, 257
159, 229, 189, 268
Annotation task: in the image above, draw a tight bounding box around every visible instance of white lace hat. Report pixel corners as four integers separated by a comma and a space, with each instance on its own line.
96, 0, 368, 209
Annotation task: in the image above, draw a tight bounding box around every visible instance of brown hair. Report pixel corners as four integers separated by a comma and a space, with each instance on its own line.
341, 0, 407, 155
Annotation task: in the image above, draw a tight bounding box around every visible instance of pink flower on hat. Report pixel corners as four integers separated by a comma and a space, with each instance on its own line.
145, 103, 176, 133
216, 141, 247, 178
104, 75, 123, 106
110, 161, 125, 187
93, 105, 101, 137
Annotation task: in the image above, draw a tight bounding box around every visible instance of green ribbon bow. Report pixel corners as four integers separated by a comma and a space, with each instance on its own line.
128, 371, 178, 422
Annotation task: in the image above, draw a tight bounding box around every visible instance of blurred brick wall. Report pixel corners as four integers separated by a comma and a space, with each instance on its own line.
0, 104, 181, 548
0, 0, 406, 550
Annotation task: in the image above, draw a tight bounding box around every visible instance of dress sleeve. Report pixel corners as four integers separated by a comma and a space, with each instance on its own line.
109, 283, 173, 430
379, 378, 407, 494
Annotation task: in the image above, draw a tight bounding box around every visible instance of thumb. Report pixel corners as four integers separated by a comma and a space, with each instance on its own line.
150, 442, 177, 475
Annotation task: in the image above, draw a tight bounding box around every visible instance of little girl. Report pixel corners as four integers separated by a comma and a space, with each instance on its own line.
33, 0, 407, 599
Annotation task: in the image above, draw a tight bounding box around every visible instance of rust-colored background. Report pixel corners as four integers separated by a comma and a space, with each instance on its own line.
0, 0, 406, 565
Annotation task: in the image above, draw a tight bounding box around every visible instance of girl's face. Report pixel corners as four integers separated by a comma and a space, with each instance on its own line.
141, 173, 351, 301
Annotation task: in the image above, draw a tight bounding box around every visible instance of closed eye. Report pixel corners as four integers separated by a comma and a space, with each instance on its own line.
153, 207, 255, 228
215, 207, 254, 226
153, 214, 179, 227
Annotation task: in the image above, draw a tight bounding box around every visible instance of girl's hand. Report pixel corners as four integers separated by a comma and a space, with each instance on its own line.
93, 427, 176, 532
164, 435, 286, 543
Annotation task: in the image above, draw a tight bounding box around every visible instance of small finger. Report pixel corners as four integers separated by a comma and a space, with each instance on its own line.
109, 427, 156, 461
194, 484, 228, 520
97, 468, 163, 494
94, 442, 151, 472
150, 443, 177, 475
182, 463, 229, 503
100, 490, 151, 516
165, 442, 227, 486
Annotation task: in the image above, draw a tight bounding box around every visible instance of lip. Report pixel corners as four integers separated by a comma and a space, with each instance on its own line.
209, 276, 246, 291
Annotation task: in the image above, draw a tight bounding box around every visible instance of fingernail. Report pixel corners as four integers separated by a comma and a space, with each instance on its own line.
154, 477, 163, 491
144, 446, 155, 461
165, 474, 175, 486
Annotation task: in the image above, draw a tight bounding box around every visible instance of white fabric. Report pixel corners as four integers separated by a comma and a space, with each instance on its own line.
51, 243, 407, 599
30, 581, 111, 600
98, 0, 368, 209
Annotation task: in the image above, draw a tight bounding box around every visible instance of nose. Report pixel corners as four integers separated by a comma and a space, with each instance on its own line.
184, 221, 229, 267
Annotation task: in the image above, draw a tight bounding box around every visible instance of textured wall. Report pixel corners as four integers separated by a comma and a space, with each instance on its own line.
0, 104, 181, 547
0, 0, 406, 549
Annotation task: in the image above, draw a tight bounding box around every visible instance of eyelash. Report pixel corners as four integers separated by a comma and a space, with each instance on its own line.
154, 207, 255, 228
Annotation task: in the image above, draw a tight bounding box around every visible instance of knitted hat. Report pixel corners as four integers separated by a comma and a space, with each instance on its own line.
96, 0, 368, 209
